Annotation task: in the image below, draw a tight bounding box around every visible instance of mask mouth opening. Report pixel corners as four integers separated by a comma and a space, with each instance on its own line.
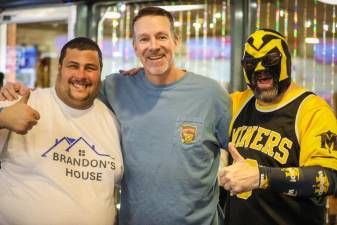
251, 70, 280, 103
252, 70, 275, 86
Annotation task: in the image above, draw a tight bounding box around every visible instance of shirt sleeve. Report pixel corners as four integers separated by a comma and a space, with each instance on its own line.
98, 74, 119, 113
229, 90, 254, 137
297, 94, 337, 170
259, 165, 337, 197
99, 78, 109, 106
215, 86, 232, 148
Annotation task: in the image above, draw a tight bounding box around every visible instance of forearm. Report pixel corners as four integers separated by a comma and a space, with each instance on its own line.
259, 166, 337, 197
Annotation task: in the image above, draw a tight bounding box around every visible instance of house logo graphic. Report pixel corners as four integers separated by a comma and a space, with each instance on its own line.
41, 136, 116, 181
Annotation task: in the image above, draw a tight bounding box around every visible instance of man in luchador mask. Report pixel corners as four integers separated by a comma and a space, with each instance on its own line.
219, 29, 337, 225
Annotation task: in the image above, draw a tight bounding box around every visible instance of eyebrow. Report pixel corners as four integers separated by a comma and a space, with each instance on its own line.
66, 61, 99, 68
137, 31, 170, 37
156, 32, 169, 36
67, 61, 80, 65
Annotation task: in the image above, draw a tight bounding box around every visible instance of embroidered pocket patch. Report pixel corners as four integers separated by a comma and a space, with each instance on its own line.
180, 125, 197, 144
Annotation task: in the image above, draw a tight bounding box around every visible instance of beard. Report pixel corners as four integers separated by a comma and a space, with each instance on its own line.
252, 71, 279, 103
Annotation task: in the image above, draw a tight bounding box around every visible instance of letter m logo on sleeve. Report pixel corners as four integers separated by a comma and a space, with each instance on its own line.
317, 131, 337, 153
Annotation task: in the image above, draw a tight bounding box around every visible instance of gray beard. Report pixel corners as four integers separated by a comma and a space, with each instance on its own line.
254, 84, 279, 103
252, 70, 280, 103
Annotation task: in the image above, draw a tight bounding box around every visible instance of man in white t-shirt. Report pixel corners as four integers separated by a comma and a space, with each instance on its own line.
0, 37, 123, 225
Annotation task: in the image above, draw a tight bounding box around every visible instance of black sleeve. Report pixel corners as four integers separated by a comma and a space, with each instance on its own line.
258, 166, 337, 197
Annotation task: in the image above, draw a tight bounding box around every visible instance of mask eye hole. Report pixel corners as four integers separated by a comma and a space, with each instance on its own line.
242, 56, 258, 72
262, 52, 282, 67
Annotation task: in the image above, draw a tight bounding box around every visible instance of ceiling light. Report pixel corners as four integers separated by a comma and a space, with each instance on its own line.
118, 3, 126, 12
280, 9, 284, 17
305, 37, 319, 44
215, 12, 222, 18
193, 22, 201, 30
305, 20, 312, 28
157, 4, 205, 12
104, 12, 121, 19
112, 20, 119, 27
174, 21, 181, 27
318, 0, 337, 5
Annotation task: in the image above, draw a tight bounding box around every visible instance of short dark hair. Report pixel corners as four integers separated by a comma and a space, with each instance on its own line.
59, 37, 103, 70
131, 6, 177, 39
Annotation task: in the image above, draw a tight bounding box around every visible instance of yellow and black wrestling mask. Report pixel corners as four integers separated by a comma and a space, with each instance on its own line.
242, 29, 291, 101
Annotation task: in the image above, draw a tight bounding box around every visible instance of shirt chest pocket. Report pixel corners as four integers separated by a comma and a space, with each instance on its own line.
173, 117, 204, 151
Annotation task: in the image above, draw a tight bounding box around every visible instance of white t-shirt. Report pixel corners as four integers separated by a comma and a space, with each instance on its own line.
0, 88, 123, 225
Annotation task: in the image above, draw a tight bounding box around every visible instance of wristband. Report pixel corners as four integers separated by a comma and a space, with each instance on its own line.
258, 166, 336, 197
258, 166, 270, 189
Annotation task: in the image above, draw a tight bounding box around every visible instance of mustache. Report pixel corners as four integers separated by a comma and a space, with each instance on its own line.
252, 70, 273, 81
69, 78, 92, 86
146, 49, 164, 56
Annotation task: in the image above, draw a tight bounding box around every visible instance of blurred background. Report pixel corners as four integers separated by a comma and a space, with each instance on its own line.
0, 1, 336, 105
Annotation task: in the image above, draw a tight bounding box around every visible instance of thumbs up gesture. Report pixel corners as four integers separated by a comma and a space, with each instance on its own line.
0, 90, 40, 134
218, 143, 260, 194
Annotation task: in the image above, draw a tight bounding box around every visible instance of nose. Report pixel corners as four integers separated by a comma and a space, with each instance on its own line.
149, 38, 160, 50
76, 67, 86, 78
254, 61, 266, 72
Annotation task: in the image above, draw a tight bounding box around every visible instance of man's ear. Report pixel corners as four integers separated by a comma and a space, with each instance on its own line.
57, 64, 63, 78
132, 40, 135, 49
132, 39, 140, 57
174, 33, 180, 46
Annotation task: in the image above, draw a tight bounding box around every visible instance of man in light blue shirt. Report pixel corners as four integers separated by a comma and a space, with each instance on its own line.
100, 6, 231, 225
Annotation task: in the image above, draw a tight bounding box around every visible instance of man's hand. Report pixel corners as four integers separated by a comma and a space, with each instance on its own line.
0, 91, 40, 134
119, 67, 143, 76
0, 82, 30, 101
219, 143, 260, 194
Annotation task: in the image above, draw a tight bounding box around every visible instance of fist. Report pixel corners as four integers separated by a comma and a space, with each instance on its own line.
218, 143, 260, 194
